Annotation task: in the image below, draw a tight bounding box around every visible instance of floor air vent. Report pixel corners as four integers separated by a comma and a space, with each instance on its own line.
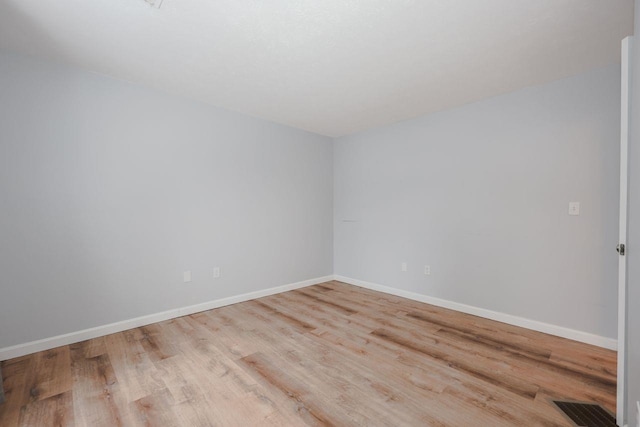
552, 400, 617, 427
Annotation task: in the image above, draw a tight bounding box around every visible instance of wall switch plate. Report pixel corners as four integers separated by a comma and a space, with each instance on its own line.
183, 270, 192, 283
213, 267, 220, 278
401, 262, 407, 272
424, 265, 431, 275
568, 202, 580, 216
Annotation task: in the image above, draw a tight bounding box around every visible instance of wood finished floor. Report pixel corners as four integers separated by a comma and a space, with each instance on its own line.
0, 281, 617, 426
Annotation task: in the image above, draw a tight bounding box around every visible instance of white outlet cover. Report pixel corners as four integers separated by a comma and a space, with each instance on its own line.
401, 262, 407, 272
424, 265, 431, 275
568, 201, 580, 216
213, 267, 220, 278
183, 270, 192, 283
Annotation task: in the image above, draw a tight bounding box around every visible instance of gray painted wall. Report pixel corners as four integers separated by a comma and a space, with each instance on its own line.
626, 1, 640, 425
0, 45, 626, 415
0, 51, 333, 349
334, 65, 620, 340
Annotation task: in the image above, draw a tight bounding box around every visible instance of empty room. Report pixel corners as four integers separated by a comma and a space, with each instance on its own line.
1, 1, 640, 426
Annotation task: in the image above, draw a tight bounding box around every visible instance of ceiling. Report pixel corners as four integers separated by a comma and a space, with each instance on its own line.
0, 0, 634, 137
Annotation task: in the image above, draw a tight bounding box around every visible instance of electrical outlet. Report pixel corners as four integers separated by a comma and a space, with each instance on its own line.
213, 267, 220, 279
424, 265, 431, 275
568, 201, 580, 216
401, 262, 407, 272
183, 270, 192, 283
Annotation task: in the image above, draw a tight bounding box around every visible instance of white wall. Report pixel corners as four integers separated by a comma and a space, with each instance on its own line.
626, 1, 640, 425
334, 65, 620, 341
0, 51, 333, 349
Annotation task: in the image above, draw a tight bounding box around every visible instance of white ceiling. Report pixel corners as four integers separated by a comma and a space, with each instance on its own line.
0, 0, 634, 137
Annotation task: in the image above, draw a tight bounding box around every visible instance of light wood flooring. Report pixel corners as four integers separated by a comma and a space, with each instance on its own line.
0, 281, 617, 426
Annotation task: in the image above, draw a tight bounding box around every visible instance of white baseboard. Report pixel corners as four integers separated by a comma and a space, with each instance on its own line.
334, 275, 617, 351
0, 275, 334, 361
1, 273, 616, 361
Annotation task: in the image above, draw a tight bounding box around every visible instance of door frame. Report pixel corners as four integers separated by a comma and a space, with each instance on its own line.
617, 35, 632, 426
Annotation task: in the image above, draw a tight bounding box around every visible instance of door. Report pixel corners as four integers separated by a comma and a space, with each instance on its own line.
617, 35, 632, 426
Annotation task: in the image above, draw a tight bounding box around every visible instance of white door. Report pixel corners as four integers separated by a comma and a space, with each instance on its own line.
618, 35, 632, 426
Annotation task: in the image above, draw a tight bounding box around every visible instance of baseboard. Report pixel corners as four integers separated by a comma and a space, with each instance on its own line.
1, 273, 616, 361
0, 275, 334, 361
334, 275, 617, 351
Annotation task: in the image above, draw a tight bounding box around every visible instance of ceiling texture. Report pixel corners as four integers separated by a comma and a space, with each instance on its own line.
0, 0, 634, 137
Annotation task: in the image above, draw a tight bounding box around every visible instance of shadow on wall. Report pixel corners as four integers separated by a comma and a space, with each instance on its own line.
0, 1, 69, 61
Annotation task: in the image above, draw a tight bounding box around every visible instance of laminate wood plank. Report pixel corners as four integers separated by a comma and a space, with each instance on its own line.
224, 301, 450, 425
291, 288, 358, 316
324, 282, 617, 404
311, 325, 566, 426
548, 349, 617, 382
153, 321, 300, 426
0, 349, 72, 426
433, 326, 616, 394
321, 283, 547, 355
372, 310, 615, 410
188, 312, 259, 359
17, 391, 74, 427
435, 387, 565, 427
28, 348, 72, 403
238, 352, 344, 426
407, 310, 553, 358
240, 347, 427, 427
0, 282, 615, 426
279, 285, 615, 414
262, 291, 358, 329
371, 327, 540, 399
218, 303, 306, 349
308, 326, 452, 394
0, 358, 34, 426
137, 324, 179, 363
304, 282, 409, 317
232, 305, 527, 427
327, 281, 577, 352
70, 343, 123, 427
270, 289, 443, 338
389, 309, 615, 391
250, 300, 317, 332
104, 332, 165, 404
131, 389, 180, 427
79, 337, 107, 359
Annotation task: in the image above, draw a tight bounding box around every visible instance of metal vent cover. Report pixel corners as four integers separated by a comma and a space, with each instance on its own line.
552, 400, 617, 427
